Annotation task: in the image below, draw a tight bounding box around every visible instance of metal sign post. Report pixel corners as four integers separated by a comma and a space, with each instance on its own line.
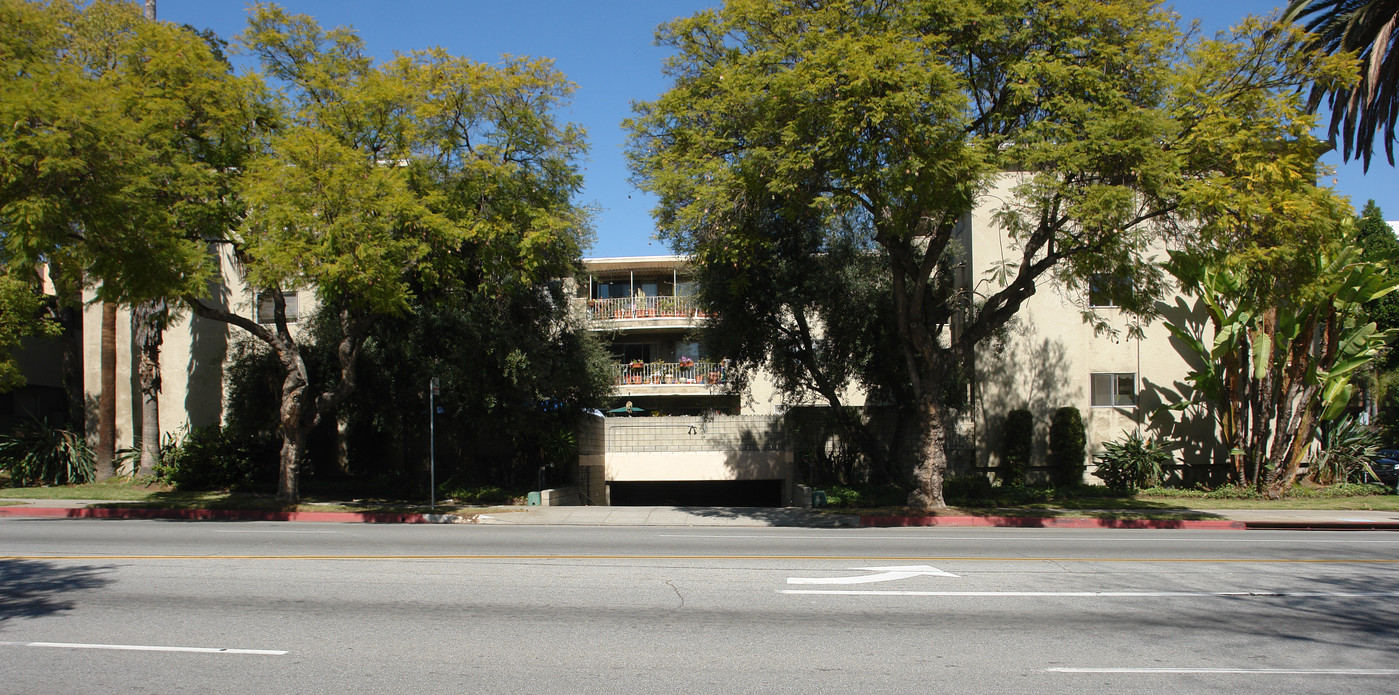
430, 377, 439, 510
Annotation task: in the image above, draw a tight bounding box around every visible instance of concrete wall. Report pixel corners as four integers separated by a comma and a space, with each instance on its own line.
604, 415, 786, 453
601, 414, 792, 489
576, 412, 607, 504
605, 450, 792, 482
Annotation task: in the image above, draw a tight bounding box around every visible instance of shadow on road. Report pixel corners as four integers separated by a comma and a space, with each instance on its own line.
0, 559, 115, 623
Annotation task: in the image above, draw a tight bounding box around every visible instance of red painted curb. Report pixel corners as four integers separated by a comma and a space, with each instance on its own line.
860, 515, 1246, 530
0, 506, 453, 524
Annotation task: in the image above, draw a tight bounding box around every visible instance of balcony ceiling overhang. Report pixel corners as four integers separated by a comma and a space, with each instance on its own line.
583, 255, 689, 276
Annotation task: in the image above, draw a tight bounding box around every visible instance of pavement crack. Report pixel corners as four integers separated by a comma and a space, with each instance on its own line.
664, 579, 685, 610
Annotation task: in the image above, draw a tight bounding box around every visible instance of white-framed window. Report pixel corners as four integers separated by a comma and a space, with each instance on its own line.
1088, 274, 1128, 308
1091, 372, 1136, 407
256, 290, 299, 324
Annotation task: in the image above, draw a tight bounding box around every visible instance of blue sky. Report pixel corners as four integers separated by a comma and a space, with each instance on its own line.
159, 1, 1397, 257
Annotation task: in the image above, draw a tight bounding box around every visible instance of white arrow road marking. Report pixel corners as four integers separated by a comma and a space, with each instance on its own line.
787, 564, 960, 585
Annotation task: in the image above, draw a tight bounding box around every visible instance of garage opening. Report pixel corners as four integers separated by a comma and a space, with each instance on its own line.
608, 480, 783, 507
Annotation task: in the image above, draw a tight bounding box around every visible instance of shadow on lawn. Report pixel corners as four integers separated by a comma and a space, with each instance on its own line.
83, 491, 484, 518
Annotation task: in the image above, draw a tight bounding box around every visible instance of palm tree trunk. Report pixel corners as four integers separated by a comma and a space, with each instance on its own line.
96, 302, 117, 478
132, 299, 166, 475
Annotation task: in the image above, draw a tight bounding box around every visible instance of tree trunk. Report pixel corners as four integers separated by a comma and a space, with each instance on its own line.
182, 292, 368, 505
132, 299, 166, 475
96, 302, 117, 478
336, 412, 351, 475
275, 360, 311, 503
908, 396, 949, 511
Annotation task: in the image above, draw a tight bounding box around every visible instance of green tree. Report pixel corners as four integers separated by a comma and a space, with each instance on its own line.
302, 281, 613, 491
1284, 0, 1399, 169
181, 5, 590, 502
627, 1, 1353, 510
1353, 200, 1399, 438
0, 0, 257, 464
1354, 201, 1399, 335
0, 271, 61, 393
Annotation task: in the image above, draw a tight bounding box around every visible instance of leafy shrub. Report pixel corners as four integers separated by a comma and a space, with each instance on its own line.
943, 477, 1059, 506
1093, 431, 1169, 493
1294, 482, 1391, 498
1308, 415, 1382, 484
942, 475, 995, 503
1048, 407, 1086, 486
154, 425, 277, 492
1137, 484, 1265, 500
1001, 409, 1033, 484
824, 483, 908, 508
0, 418, 94, 486
437, 482, 526, 505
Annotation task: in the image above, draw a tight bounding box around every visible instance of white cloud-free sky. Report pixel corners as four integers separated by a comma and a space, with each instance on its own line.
157, 1, 1397, 256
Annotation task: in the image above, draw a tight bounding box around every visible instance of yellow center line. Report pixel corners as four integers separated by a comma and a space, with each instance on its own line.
3, 554, 1399, 563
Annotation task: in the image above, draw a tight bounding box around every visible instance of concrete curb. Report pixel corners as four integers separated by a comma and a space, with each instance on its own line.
860, 515, 1246, 530
0, 506, 477, 524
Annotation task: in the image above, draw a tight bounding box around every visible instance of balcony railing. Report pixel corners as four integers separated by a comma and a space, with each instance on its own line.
616, 361, 728, 386
588, 295, 705, 321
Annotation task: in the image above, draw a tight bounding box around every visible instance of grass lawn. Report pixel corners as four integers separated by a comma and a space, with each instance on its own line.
0, 476, 518, 515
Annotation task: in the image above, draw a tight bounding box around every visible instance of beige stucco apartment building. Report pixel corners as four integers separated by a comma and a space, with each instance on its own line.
55, 180, 1217, 503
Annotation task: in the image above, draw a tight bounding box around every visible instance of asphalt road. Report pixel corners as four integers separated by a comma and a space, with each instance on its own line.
3, 520, 1398, 694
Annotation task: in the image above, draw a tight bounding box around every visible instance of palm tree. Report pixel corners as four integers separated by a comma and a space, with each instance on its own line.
1284, 0, 1399, 170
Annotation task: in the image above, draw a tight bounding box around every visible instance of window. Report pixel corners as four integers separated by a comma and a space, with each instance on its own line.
1091, 373, 1136, 407
609, 343, 653, 363
256, 291, 299, 324
1088, 274, 1129, 308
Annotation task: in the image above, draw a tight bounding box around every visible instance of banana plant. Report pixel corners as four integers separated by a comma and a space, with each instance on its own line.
1163, 238, 1399, 493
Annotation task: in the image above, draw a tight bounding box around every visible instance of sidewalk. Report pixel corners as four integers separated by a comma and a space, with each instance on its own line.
3, 498, 1399, 529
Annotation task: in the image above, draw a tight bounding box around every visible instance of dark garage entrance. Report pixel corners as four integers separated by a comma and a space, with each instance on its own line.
609, 480, 784, 507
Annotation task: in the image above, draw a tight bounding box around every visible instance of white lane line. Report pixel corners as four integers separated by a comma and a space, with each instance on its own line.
1049, 667, 1399, 675
213, 530, 340, 534
788, 565, 960, 584
780, 590, 1399, 597
659, 534, 1399, 543
0, 641, 286, 655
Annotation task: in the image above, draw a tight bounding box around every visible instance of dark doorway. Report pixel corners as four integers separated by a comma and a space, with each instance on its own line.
609, 480, 783, 507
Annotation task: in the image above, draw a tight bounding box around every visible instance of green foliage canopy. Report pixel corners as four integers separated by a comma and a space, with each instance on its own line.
626, 1, 1356, 509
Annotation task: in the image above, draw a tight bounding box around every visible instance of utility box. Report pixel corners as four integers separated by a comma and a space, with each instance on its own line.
527, 491, 541, 506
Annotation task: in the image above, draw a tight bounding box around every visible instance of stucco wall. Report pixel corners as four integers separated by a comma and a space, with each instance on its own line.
83, 245, 319, 465
968, 176, 1223, 483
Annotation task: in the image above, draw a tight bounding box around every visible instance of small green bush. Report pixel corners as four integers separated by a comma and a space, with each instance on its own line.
154, 425, 276, 492
0, 418, 94, 486
1093, 431, 1169, 493
942, 475, 995, 502
1048, 406, 1086, 486
1001, 409, 1033, 484
437, 482, 526, 505
824, 483, 908, 508
1295, 482, 1391, 498
1309, 415, 1382, 484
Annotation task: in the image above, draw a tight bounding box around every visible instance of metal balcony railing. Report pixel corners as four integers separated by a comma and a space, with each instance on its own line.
588, 295, 705, 321
615, 361, 728, 386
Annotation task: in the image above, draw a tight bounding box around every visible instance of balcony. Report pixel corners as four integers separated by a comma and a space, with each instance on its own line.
615, 360, 729, 387
587, 295, 706, 323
